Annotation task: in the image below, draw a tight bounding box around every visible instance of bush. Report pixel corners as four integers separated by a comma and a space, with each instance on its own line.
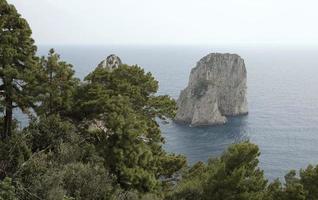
0, 177, 17, 200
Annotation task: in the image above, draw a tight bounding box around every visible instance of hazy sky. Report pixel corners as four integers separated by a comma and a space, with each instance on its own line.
7, 0, 318, 46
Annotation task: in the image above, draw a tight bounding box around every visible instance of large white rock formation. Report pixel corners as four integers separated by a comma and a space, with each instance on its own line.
175, 53, 248, 126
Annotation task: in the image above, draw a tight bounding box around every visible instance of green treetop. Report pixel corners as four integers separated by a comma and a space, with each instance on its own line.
72, 64, 185, 193
167, 142, 268, 200
35, 49, 79, 117
0, 0, 38, 139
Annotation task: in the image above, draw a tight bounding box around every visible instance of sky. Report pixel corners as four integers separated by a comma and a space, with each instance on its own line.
7, 0, 318, 46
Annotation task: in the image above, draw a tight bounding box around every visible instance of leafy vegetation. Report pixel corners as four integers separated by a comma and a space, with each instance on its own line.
0, 0, 38, 138
35, 49, 79, 117
1, 0, 318, 199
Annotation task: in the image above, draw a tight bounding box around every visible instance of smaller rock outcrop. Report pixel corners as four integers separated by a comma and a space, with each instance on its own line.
175, 53, 248, 126
89, 54, 124, 134
97, 54, 122, 71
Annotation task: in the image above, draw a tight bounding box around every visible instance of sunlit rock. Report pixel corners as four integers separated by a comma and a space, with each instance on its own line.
175, 53, 248, 126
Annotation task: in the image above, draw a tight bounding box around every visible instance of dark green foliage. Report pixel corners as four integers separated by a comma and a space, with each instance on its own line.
81, 65, 176, 120
166, 163, 205, 200
35, 49, 79, 117
15, 116, 117, 200
203, 142, 268, 200
117, 190, 162, 200
284, 170, 307, 200
299, 165, 318, 200
84, 65, 158, 111
26, 115, 77, 152
167, 142, 268, 200
267, 171, 307, 200
0, 177, 18, 200
0, 0, 38, 139
159, 153, 187, 177
267, 179, 285, 200
60, 163, 116, 200
72, 65, 185, 192
15, 154, 117, 200
0, 133, 31, 179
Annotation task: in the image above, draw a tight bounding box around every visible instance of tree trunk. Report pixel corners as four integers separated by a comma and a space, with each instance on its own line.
3, 101, 12, 139
2, 79, 13, 140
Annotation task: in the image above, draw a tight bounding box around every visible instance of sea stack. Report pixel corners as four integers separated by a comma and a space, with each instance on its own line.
175, 53, 248, 126
97, 54, 122, 71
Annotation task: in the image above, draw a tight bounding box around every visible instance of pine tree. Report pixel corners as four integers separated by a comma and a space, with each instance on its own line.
72, 65, 186, 192
267, 171, 307, 200
35, 49, 79, 117
0, 0, 38, 139
299, 164, 318, 200
202, 142, 268, 200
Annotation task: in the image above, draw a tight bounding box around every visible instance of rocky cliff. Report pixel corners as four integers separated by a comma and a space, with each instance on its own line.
97, 54, 122, 71
175, 53, 248, 126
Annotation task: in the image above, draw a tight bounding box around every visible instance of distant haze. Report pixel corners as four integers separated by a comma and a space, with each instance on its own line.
8, 0, 318, 46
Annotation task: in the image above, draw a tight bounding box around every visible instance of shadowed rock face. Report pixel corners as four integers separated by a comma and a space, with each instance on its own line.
97, 54, 122, 71
175, 53, 248, 126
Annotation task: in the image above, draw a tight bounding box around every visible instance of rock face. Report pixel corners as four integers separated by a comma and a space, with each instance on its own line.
97, 54, 122, 71
175, 53, 248, 126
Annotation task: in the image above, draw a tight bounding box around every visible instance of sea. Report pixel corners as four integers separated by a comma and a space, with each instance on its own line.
33, 45, 318, 181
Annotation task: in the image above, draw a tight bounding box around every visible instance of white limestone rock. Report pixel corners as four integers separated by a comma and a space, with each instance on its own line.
175, 53, 248, 126
97, 54, 122, 71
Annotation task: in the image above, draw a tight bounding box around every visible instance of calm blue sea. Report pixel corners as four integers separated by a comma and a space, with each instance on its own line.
36, 45, 318, 181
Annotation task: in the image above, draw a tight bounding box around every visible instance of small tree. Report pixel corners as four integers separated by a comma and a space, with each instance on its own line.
203, 142, 268, 200
167, 142, 268, 200
35, 49, 79, 117
267, 171, 307, 200
0, 0, 38, 139
299, 164, 318, 200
